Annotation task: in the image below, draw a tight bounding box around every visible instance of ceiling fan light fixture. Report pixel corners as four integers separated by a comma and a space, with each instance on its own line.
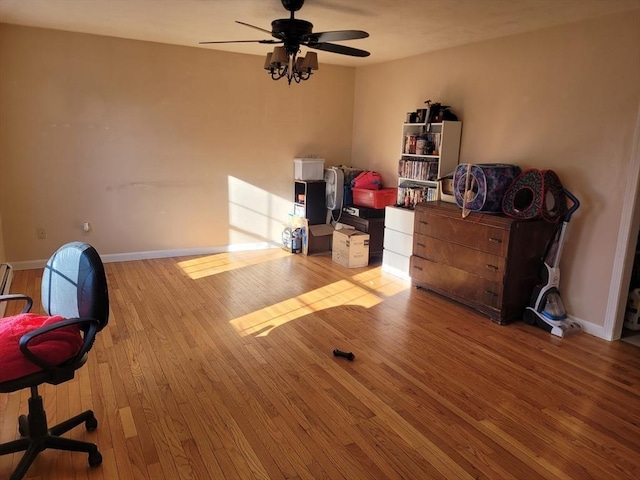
202, 0, 369, 86
263, 52, 273, 70
265, 46, 317, 85
301, 51, 318, 71
271, 46, 288, 67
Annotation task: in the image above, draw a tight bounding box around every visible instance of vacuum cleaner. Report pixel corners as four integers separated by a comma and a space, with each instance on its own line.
523, 190, 582, 337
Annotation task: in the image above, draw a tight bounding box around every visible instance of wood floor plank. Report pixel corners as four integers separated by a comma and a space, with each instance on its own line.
1, 251, 639, 479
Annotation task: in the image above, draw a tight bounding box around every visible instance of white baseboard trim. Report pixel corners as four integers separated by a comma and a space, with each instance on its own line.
568, 314, 607, 340
9, 242, 281, 271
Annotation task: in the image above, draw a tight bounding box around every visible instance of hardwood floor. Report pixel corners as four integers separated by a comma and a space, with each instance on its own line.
1, 249, 639, 479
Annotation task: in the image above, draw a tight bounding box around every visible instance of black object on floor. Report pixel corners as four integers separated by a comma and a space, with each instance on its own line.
333, 349, 355, 361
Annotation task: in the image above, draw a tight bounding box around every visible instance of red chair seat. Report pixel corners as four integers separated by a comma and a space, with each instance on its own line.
0, 313, 82, 382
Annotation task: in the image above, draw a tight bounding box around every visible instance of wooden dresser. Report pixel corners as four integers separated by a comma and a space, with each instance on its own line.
410, 201, 556, 324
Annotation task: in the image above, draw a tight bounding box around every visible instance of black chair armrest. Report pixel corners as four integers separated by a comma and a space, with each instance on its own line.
0, 294, 33, 314
18, 317, 101, 373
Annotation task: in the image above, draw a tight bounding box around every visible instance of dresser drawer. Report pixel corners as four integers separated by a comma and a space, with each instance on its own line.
413, 234, 505, 283
410, 255, 503, 310
382, 250, 411, 277
414, 210, 509, 257
384, 228, 414, 256
385, 206, 415, 234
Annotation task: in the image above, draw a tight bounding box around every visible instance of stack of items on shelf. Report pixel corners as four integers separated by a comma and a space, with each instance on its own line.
289, 159, 396, 265
398, 159, 439, 181
397, 181, 437, 208
403, 132, 441, 156
287, 157, 334, 256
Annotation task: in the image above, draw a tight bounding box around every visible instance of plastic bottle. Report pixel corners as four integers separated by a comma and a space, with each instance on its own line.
625, 288, 640, 330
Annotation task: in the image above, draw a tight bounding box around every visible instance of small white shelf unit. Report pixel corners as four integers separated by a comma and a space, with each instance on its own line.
382, 118, 462, 278
397, 120, 462, 208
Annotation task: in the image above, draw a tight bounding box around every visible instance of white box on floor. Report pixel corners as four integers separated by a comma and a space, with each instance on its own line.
294, 158, 325, 180
332, 229, 369, 268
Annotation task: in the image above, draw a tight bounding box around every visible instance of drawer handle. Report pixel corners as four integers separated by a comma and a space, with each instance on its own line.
485, 264, 499, 272
489, 237, 502, 244
417, 242, 426, 247
419, 220, 428, 225
484, 290, 498, 296
413, 265, 423, 271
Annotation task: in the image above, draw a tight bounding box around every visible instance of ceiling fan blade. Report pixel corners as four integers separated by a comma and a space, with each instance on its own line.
308, 30, 369, 43
199, 39, 282, 45
307, 42, 370, 57
235, 20, 273, 35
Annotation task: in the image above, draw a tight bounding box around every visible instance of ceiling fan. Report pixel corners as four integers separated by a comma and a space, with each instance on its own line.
200, 0, 370, 84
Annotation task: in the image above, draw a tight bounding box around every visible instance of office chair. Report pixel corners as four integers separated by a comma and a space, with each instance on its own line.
0, 242, 109, 480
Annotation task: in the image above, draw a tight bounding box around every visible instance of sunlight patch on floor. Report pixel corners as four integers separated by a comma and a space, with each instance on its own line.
229, 269, 411, 337
230, 279, 383, 337
350, 266, 411, 297
177, 249, 291, 279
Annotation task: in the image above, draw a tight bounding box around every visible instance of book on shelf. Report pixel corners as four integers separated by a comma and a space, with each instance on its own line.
397, 159, 440, 182
427, 161, 439, 181
424, 132, 441, 155
403, 131, 441, 156
397, 184, 438, 209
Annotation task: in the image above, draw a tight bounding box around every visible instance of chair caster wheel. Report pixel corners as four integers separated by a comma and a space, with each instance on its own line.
18, 415, 29, 437
85, 416, 98, 431
88, 450, 102, 468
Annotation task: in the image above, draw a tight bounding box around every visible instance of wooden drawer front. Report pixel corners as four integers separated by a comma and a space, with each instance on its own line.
385, 206, 415, 234
384, 228, 413, 256
413, 234, 505, 283
410, 256, 503, 309
414, 212, 509, 256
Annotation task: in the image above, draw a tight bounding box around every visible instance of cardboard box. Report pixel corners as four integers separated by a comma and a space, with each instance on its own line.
332, 229, 370, 268
302, 221, 334, 256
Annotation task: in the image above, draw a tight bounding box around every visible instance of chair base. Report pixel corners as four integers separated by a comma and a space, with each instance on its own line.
0, 391, 102, 480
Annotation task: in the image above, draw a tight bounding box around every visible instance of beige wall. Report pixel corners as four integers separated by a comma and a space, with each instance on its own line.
2, 11, 640, 332
351, 11, 640, 330
0, 24, 355, 262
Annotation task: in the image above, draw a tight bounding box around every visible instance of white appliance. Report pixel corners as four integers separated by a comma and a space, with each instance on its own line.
324, 167, 344, 211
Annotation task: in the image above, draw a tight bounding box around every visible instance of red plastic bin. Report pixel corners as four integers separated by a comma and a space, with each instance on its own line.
352, 187, 398, 209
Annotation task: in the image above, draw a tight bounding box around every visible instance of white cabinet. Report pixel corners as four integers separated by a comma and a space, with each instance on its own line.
382, 206, 415, 279
384, 115, 462, 279
397, 120, 462, 209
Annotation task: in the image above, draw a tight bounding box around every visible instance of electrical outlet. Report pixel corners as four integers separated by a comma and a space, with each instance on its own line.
36, 228, 47, 240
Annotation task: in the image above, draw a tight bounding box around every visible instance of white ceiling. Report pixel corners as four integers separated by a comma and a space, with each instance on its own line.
1, 0, 638, 67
